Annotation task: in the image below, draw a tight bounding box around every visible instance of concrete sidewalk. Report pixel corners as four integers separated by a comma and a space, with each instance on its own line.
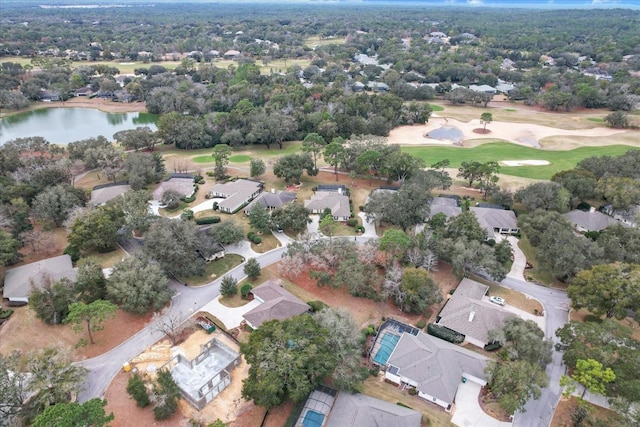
200, 295, 261, 329
452, 381, 512, 427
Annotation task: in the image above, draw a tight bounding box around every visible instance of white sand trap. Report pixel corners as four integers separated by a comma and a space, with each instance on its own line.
501, 160, 550, 166
388, 117, 627, 148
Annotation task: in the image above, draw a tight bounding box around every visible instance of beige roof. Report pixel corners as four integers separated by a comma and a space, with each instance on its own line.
305, 191, 351, 219
243, 280, 309, 328
90, 184, 131, 206
563, 210, 619, 232
3, 255, 76, 301
326, 392, 421, 427
152, 177, 194, 201
437, 278, 513, 344
387, 332, 488, 404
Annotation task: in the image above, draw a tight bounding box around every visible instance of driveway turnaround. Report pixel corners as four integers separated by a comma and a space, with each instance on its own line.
200, 296, 261, 329
451, 381, 512, 427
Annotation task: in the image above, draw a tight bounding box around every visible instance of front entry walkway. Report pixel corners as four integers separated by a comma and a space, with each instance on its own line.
451, 381, 512, 427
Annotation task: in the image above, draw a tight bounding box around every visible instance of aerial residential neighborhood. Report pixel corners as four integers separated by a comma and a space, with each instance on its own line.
1, 1, 640, 427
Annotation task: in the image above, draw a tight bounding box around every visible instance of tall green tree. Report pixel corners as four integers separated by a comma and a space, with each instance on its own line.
567, 262, 640, 319
29, 277, 75, 325
208, 220, 245, 245
67, 207, 124, 253
152, 369, 181, 421
211, 144, 232, 180
126, 373, 150, 408
301, 132, 325, 173
74, 257, 108, 303
143, 217, 205, 277
107, 255, 172, 314
480, 112, 493, 131
25, 346, 88, 419
485, 359, 549, 414
323, 137, 345, 182
241, 315, 336, 409
0, 230, 21, 266
31, 184, 86, 227
270, 203, 311, 233
64, 300, 117, 345
561, 359, 616, 399
272, 153, 314, 184
247, 202, 272, 234
356, 149, 381, 186
488, 317, 553, 367
398, 267, 442, 314
249, 158, 266, 179
243, 257, 261, 281
32, 399, 113, 427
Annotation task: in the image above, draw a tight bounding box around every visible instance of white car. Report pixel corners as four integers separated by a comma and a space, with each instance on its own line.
489, 296, 506, 306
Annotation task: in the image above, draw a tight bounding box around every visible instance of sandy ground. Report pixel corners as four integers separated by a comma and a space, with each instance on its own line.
15, 97, 149, 115
389, 116, 627, 149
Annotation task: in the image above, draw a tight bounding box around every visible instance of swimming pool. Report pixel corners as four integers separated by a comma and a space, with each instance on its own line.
373, 333, 400, 365
301, 409, 325, 427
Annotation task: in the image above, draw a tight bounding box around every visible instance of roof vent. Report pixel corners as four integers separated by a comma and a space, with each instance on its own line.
468, 311, 475, 322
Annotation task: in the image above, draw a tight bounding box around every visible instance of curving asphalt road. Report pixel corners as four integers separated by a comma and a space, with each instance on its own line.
76, 246, 287, 402
499, 276, 571, 427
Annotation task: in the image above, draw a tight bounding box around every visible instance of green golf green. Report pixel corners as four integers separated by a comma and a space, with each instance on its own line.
229, 155, 251, 163
403, 142, 638, 180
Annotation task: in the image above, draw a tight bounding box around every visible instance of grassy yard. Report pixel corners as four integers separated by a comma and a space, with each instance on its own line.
219, 292, 251, 308
180, 254, 244, 286
303, 36, 347, 48
470, 274, 544, 314
362, 376, 455, 427
403, 143, 637, 180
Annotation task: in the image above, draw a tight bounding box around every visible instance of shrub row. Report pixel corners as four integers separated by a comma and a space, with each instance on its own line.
355, 225, 365, 233
346, 218, 358, 227
195, 216, 221, 225
427, 323, 465, 344
247, 231, 261, 244
307, 300, 328, 312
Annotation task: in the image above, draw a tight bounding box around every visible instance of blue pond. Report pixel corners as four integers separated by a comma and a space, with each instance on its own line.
302, 410, 325, 427
373, 333, 400, 365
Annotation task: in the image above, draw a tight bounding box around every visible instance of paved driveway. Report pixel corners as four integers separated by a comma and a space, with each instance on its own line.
452, 381, 512, 427
200, 296, 261, 329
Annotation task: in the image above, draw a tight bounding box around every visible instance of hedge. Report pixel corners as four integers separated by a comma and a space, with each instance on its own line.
307, 300, 328, 312
63, 245, 80, 263
0, 309, 14, 319
484, 341, 502, 352
355, 225, 365, 233
346, 218, 358, 227
427, 323, 465, 344
415, 319, 426, 329
240, 284, 253, 297
247, 231, 256, 239
182, 195, 196, 203
251, 235, 262, 244
195, 216, 221, 225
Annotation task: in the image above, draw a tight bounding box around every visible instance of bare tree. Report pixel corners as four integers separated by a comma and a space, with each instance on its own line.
20, 229, 56, 255
150, 308, 193, 345
383, 263, 404, 304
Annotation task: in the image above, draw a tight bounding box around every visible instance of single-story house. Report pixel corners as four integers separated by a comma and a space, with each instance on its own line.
152, 174, 195, 202
352, 81, 366, 92
429, 197, 462, 219
196, 229, 225, 262
2, 255, 77, 303
90, 183, 131, 206
564, 209, 621, 232
40, 90, 61, 102
243, 190, 296, 214
367, 82, 390, 92
469, 84, 496, 94
469, 207, 519, 240
242, 279, 310, 329
305, 191, 351, 221
209, 179, 262, 213
73, 86, 93, 97
223, 50, 241, 59
326, 392, 422, 427
601, 204, 638, 228
385, 331, 488, 411
436, 278, 514, 348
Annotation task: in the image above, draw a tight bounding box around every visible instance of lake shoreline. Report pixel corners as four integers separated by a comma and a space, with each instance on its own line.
0, 97, 148, 118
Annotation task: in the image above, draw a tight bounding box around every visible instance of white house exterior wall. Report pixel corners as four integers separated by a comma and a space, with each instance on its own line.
417, 391, 449, 410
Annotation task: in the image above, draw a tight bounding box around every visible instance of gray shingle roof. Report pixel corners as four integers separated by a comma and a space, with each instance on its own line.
387, 332, 488, 405
90, 184, 132, 206
244, 191, 296, 213
305, 191, 351, 219
152, 177, 195, 201
243, 280, 309, 328
429, 197, 462, 218
326, 392, 421, 427
3, 255, 76, 301
563, 210, 619, 232
437, 278, 513, 345
469, 207, 518, 238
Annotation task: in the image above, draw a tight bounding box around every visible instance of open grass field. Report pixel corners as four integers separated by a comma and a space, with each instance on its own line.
179, 254, 244, 286
0, 56, 310, 76
403, 143, 637, 180
303, 36, 347, 48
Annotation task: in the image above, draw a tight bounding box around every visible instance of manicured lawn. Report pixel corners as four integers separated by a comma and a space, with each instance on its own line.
191, 155, 215, 164
587, 117, 605, 122
219, 292, 250, 308
180, 254, 244, 286
303, 36, 347, 47
229, 154, 251, 163
403, 143, 637, 180
430, 104, 445, 112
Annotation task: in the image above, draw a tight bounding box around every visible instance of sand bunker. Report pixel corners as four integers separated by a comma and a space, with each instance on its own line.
389, 117, 627, 148
501, 160, 550, 166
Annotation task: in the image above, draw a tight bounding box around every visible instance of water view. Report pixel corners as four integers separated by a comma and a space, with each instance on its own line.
0, 107, 158, 145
